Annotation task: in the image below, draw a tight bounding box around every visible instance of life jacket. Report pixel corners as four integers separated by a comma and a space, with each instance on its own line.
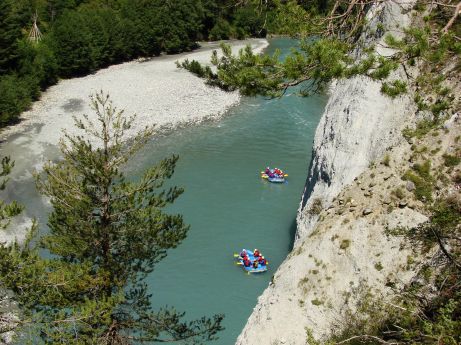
254, 250, 260, 257
243, 259, 251, 267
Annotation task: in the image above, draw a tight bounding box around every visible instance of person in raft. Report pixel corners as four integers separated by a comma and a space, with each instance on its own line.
239, 249, 247, 258
252, 260, 259, 269
265, 167, 270, 174
258, 256, 267, 266
253, 249, 260, 257
243, 257, 251, 267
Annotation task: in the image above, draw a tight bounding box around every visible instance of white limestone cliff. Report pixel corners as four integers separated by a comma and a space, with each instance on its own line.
235, 1, 431, 344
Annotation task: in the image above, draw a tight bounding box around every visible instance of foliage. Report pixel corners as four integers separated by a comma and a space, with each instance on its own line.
0, 156, 23, 230
372, 194, 461, 345
0, 0, 22, 73
0, 93, 224, 343
382, 154, 390, 167
443, 153, 460, 167
308, 198, 323, 215
178, 0, 460, 126
402, 119, 439, 140
380, 80, 407, 98
177, 58, 213, 78
339, 239, 350, 250
209, 18, 234, 40
0, 74, 34, 125
402, 160, 434, 202
182, 38, 354, 97
0, 153, 24, 336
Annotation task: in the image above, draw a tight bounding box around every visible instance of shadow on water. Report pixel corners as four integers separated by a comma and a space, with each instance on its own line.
288, 218, 298, 252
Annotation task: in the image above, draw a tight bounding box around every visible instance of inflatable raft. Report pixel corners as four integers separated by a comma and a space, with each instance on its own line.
261, 168, 288, 184
267, 175, 285, 183
234, 249, 268, 274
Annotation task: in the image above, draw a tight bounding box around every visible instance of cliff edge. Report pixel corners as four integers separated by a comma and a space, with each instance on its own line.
234, 1, 438, 344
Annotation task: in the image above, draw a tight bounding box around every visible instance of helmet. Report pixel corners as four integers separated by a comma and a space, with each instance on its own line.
262, 256, 264, 259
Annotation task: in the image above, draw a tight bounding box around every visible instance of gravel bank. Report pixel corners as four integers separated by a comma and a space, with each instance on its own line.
0, 39, 268, 146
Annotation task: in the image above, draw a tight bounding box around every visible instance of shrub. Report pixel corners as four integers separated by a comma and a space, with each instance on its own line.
443, 154, 460, 167
382, 154, 390, 167
209, 19, 233, 40
402, 119, 437, 139
392, 188, 405, 199
402, 160, 433, 201
340, 239, 351, 250
403, 171, 432, 201
308, 198, 323, 215
311, 299, 324, 306
381, 80, 407, 97
413, 160, 431, 180
177, 59, 211, 78
374, 262, 383, 271
0, 74, 34, 126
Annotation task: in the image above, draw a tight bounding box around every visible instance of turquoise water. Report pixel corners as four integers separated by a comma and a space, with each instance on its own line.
127, 39, 327, 344
2, 38, 326, 344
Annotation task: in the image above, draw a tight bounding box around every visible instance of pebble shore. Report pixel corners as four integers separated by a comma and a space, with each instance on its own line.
0, 39, 269, 146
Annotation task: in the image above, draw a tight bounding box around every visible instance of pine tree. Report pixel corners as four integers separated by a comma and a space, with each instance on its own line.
25, 92, 223, 344
0, 155, 24, 339
0, 0, 23, 73
0, 156, 23, 229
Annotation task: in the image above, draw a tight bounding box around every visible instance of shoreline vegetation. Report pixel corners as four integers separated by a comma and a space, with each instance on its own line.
0, 0, 271, 128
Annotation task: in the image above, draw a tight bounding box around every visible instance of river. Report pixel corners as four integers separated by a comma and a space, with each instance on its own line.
1, 38, 326, 344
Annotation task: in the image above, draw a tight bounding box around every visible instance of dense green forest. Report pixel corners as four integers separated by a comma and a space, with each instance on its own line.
0, 0, 273, 127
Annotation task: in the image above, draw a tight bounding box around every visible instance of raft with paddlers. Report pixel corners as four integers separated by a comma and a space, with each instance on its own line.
261, 167, 288, 183
234, 249, 268, 274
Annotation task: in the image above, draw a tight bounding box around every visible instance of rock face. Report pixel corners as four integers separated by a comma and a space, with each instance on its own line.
297, 0, 417, 240
235, 1, 426, 345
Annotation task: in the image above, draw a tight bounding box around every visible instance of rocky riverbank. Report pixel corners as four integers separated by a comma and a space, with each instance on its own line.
0, 39, 268, 146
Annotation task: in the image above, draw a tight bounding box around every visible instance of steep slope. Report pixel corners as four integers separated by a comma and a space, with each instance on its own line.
234, 1, 436, 344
